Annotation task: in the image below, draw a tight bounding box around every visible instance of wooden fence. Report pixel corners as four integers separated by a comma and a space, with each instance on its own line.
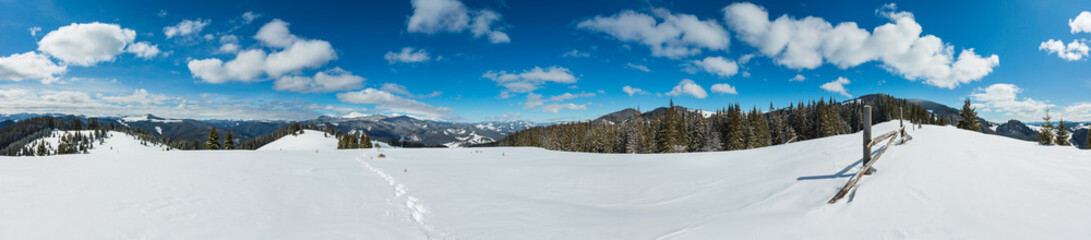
828, 106, 913, 204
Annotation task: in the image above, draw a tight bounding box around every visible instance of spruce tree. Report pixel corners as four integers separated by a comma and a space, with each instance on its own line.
1038, 110, 1055, 145
205, 127, 221, 150
224, 130, 235, 149
1086, 127, 1091, 150
1055, 120, 1070, 146
957, 98, 980, 131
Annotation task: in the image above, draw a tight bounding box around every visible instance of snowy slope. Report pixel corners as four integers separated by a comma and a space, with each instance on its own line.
2, 122, 1091, 239
256, 130, 339, 151
23, 130, 169, 154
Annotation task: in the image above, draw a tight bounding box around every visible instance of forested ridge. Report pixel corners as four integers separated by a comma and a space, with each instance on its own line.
498, 94, 943, 153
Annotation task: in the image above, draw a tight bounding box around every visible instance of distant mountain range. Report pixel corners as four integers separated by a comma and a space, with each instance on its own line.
2, 94, 1087, 148
0, 113, 536, 148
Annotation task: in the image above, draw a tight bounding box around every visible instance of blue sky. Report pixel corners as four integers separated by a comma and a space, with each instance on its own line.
1, 0, 1090, 122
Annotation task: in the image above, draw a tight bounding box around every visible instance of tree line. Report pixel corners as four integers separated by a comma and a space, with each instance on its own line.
498, 94, 942, 153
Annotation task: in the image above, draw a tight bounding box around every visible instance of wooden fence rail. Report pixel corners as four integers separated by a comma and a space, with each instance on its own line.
828, 106, 912, 204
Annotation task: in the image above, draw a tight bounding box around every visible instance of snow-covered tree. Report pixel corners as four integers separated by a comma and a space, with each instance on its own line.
205, 127, 221, 150
224, 130, 235, 150
1038, 110, 1055, 145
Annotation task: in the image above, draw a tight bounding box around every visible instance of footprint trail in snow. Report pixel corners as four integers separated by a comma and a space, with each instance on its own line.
357, 153, 453, 239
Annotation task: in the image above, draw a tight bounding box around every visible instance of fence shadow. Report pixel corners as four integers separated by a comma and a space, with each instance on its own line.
795, 147, 884, 181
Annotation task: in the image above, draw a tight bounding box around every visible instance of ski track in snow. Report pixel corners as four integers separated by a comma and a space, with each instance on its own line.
357, 153, 453, 239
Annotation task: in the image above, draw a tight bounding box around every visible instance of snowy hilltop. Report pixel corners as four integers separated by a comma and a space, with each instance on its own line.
2, 121, 1090, 239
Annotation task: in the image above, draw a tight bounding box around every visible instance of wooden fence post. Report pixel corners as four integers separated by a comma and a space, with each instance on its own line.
863, 105, 872, 175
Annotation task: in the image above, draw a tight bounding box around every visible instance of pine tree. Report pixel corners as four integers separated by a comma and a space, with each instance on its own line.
205, 127, 221, 150
1055, 120, 1070, 146
224, 130, 235, 149
1086, 127, 1091, 150
957, 98, 980, 131
1038, 110, 1055, 145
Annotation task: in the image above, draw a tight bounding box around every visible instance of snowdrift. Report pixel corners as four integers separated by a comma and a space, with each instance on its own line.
2, 122, 1090, 239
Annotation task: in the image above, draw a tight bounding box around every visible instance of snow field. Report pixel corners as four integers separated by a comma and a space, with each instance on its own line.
2, 122, 1091, 239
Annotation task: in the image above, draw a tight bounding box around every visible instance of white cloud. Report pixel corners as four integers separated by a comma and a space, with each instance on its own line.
523, 92, 544, 109
337, 88, 452, 119
563, 49, 590, 58
28, 26, 41, 36
970, 83, 1054, 120
665, 79, 708, 99
1063, 103, 1091, 121
0, 51, 67, 84
578, 8, 730, 59
125, 41, 161, 59
157, 10, 168, 17
541, 103, 590, 113
254, 19, 300, 48
380, 83, 442, 98
1039, 39, 1089, 61
790, 74, 806, 82
622, 86, 648, 96
691, 56, 739, 78
241, 11, 261, 24
722, 2, 999, 89
100, 89, 173, 105
164, 19, 211, 39
407, 0, 510, 44
37, 22, 137, 66
385, 47, 432, 64
189, 20, 336, 83
274, 67, 365, 93
710, 83, 738, 95
483, 66, 577, 93
738, 53, 755, 64
820, 77, 851, 97
626, 63, 651, 72
216, 35, 240, 54
1070, 11, 1091, 34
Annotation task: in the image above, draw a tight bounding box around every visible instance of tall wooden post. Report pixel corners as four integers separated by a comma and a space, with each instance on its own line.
862, 106, 872, 174
899, 107, 903, 128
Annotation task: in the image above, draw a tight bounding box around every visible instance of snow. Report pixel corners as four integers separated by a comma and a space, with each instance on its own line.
3, 122, 1091, 239
256, 130, 338, 152
154, 126, 162, 135
23, 130, 170, 154
342, 112, 371, 118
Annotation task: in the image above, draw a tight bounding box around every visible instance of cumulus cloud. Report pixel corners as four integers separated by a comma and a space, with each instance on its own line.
578, 8, 730, 59
626, 63, 651, 72
37, 22, 137, 66
407, 0, 510, 43
385, 47, 432, 64
691, 56, 739, 78
970, 83, 1054, 119
549, 92, 596, 101
722, 2, 999, 89
336, 88, 452, 119
380, 83, 442, 98
274, 67, 365, 93
710, 83, 738, 95
483, 66, 577, 93
125, 41, 161, 59
820, 77, 851, 97
188, 19, 337, 83
0, 51, 67, 84
622, 86, 648, 96
1063, 103, 1091, 121
1039, 39, 1089, 61
665, 79, 708, 99
1070, 11, 1091, 34
164, 19, 211, 39
520, 91, 594, 113
790, 74, 806, 82
216, 35, 240, 54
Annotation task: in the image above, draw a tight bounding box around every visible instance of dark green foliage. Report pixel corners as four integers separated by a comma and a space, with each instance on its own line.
1038, 110, 1055, 145
224, 130, 236, 150
205, 127, 221, 150
498, 94, 938, 153
1055, 120, 1070, 146
957, 98, 980, 131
